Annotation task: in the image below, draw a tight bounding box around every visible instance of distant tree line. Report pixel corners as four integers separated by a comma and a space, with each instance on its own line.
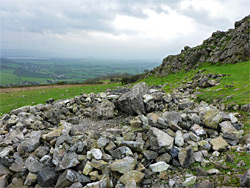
83, 73, 132, 84
121, 74, 142, 85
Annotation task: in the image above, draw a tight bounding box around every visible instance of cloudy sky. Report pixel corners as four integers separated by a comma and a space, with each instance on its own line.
1, 0, 249, 59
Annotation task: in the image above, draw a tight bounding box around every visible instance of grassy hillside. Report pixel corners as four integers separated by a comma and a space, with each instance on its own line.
141, 61, 250, 106
0, 61, 249, 116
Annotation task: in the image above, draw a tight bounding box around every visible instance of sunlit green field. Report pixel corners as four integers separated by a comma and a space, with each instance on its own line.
0, 58, 160, 86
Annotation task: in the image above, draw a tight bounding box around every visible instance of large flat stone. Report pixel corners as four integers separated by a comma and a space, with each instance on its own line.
149, 161, 170, 172
119, 170, 144, 185
210, 136, 228, 151
148, 127, 174, 150
110, 156, 136, 174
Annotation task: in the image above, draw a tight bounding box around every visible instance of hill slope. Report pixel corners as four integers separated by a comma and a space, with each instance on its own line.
145, 14, 250, 78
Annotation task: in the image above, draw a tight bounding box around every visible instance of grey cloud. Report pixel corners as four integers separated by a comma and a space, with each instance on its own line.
1, 0, 117, 33
177, 9, 231, 29
1, 0, 250, 59
1, 0, 184, 35
1, 0, 159, 34
174, 0, 250, 30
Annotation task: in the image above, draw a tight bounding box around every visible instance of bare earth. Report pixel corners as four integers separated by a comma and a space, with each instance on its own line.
0, 84, 90, 93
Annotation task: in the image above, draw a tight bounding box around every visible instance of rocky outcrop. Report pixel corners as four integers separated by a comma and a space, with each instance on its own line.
145, 15, 250, 78
0, 82, 248, 187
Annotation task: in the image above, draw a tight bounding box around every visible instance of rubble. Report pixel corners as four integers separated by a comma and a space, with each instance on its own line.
0, 81, 249, 187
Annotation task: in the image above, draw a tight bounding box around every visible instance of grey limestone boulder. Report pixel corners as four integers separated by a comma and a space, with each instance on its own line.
109, 146, 133, 159
149, 161, 170, 172
119, 170, 144, 186
202, 108, 222, 129
148, 127, 174, 151
0, 175, 8, 188
37, 167, 59, 187
110, 156, 136, 174
55, 169, 90, 188
0, 164, 12, 177
25, 156, 43, 173
120, 140, 144, 152
210, 136, 228, 151
55, 152, 80, 171
116, 82, 149, 115
17, 131, 41, 154
178, 146, 194, 168
163, 111, 181, 124
143, 150, 158, 160
92, 100, 115, 119
241, 103, 250, 112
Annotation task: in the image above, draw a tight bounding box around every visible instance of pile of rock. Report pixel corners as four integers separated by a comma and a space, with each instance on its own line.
0, 82, 249, 187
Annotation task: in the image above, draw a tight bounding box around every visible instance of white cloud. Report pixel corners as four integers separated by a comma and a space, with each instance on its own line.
113, 6, 195, 40
1, 0, 249, 59
180, 0, 222, 18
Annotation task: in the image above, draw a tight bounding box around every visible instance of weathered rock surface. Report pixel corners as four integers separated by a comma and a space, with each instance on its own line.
116, 82, 149, 115
92, 100, 115, 119
110, 156, 136, 174
25, 156, 43, 173
178, 146, 194, 168
182, 176, 196, 187
202, 108, 222, 129
55, 169, 90, 188
219, 121, 237, 133
17, 131, 41, 154
37, 167, 59, 187
149, 161, 170, 172
148, 127, 174, 150
210, 136, 229, 151
119, 170, 145, 185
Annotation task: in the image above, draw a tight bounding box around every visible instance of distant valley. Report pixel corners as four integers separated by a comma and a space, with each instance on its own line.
0, 58, 160, 86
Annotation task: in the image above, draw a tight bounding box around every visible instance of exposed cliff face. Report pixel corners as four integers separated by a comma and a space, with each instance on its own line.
147, 15, 250, 77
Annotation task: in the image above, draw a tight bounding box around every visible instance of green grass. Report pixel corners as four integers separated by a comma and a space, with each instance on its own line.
0, 69, 20, 85
188, 149, 250, 187
0, 83, 121, 115
140, 61, 250, 106
1, 61, 249, 116
225, 151, 250, 171
196, 61, 250, 105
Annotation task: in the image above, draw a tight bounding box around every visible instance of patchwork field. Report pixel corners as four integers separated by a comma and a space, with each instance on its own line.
0, 58, 160, 86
